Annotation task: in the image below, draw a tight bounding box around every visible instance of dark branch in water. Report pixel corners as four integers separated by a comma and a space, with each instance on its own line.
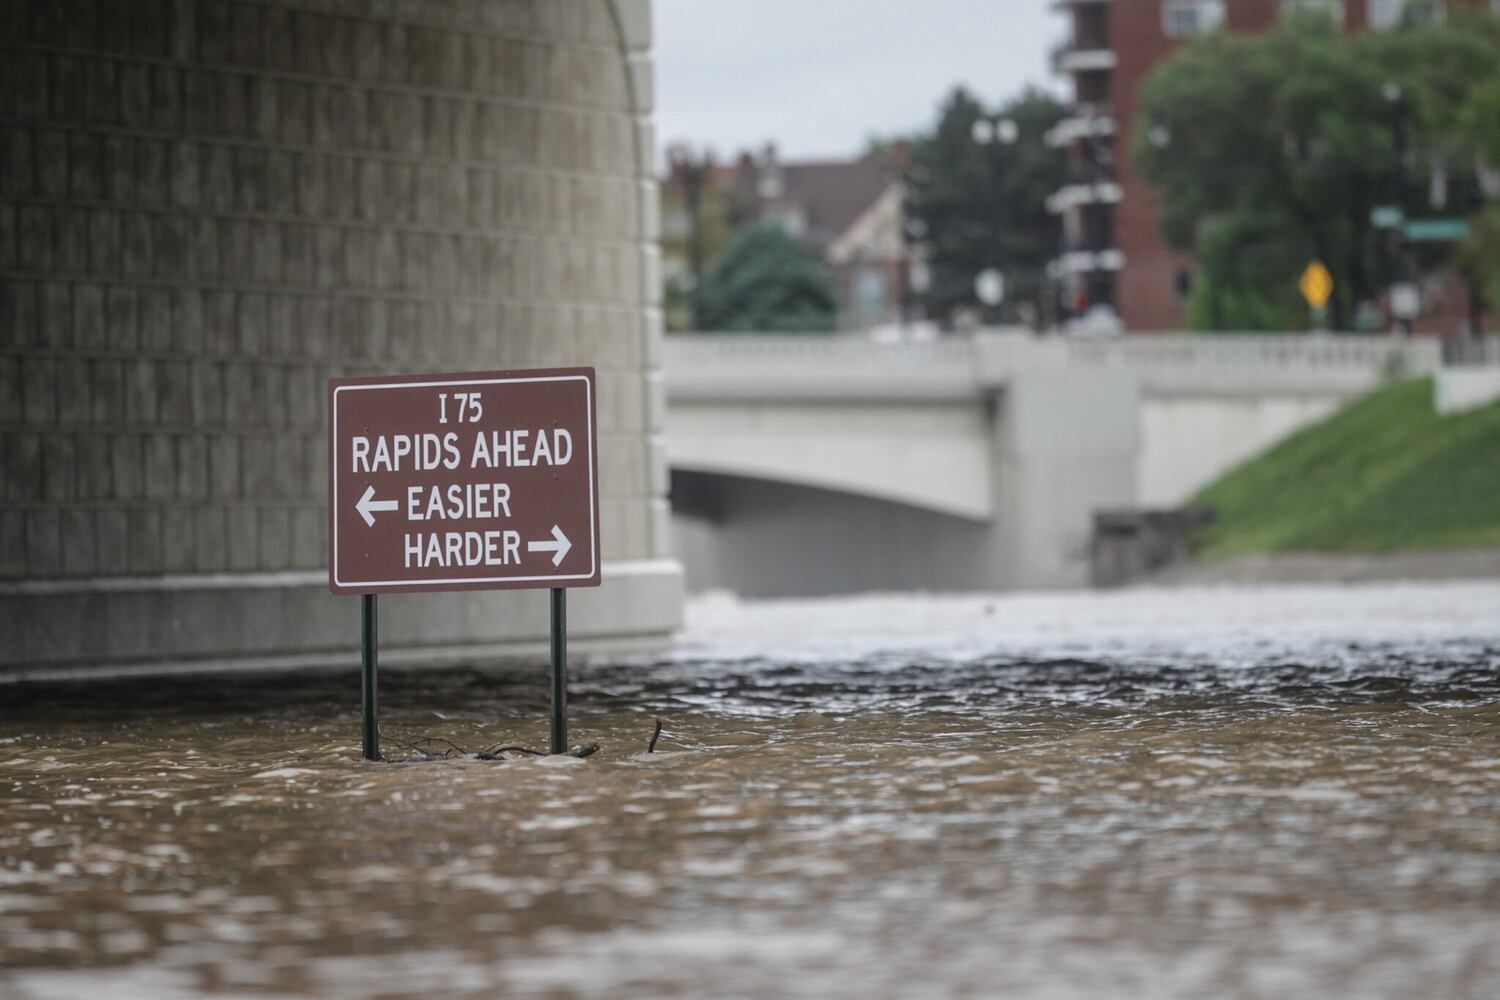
476, 742, 598, 759
379, 734, 599, 762
410, 737, 470, 756
647, 718, 663, 753
477, 743, 546, 758
379, 735, 467, 761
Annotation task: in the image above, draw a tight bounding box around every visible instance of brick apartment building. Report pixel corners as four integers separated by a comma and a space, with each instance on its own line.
1050, 0, 1496, 332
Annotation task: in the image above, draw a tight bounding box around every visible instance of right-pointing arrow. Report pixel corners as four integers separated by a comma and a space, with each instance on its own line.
527, 524, 572, 567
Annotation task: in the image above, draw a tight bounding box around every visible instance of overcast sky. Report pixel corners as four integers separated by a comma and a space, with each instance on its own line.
653, 0, 1065, 162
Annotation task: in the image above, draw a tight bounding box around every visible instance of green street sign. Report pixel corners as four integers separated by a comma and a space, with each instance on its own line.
1371, 205, 1404, 229
1403, 218, 1470, 242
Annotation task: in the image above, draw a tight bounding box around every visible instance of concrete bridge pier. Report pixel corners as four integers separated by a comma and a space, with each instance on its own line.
667, 341, 1140, 597
991, 367, 1139, 590
0, 0, 684, 676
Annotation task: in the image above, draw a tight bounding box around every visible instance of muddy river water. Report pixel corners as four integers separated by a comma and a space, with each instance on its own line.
3, 582, 1499, 998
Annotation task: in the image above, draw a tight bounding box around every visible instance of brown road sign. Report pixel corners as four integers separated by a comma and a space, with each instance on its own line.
327, 368, 600, 595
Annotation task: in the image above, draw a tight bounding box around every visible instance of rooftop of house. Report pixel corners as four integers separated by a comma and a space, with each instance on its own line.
740, 156, 901, 249
664, 145, 906, 251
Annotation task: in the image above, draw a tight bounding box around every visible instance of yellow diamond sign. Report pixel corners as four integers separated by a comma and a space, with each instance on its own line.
1299, 260, 1333, 310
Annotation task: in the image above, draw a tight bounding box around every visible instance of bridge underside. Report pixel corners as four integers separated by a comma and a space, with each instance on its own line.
672, 471, 994, 597
666, 399, 995, 520
668, 367, 1143, 595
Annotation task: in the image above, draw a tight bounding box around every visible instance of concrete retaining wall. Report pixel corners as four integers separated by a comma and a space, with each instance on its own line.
1434, 367, 1500, 415
1137, 394, 1345, 505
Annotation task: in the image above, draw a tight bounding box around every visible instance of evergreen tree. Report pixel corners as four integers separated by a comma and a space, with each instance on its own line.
694, 224, 838, 333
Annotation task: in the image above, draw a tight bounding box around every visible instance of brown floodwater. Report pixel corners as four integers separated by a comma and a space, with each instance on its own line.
2, 584, 1499, 999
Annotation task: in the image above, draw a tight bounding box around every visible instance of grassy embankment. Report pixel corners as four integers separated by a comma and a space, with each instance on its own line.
1192, 377, 1500, 557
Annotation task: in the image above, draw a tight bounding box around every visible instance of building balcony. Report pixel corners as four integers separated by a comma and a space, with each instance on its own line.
1045, 112, 1116, 149
1052, 249, 1126, 276
1053, 45, 1117, 74
1046, 181, 1122, 214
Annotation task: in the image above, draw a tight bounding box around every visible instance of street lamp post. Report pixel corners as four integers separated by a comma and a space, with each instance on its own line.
971, 115, 1018, 326
1384, 83, 1418, 337
972, 116, 1020, 328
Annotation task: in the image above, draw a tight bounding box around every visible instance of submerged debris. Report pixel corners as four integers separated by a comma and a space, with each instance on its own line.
475, 742, 598, 760
379, 735, 598, 763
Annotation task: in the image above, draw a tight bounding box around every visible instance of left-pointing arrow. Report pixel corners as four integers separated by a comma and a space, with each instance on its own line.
356, 484, 398, 527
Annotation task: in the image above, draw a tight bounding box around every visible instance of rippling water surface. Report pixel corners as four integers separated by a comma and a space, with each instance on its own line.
3, 583, 1500, 998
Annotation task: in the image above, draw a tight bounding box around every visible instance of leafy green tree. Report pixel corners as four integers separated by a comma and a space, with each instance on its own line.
1136, 15, 1387, 330
1454, 20, 1500, 318
1136, 11, 1500, 331
904, 87, 1067, 328
1459, 207, 1500, 318
694, 224, 838, 333
1370, 14, 1500, 330
1185, 214, 1308, 331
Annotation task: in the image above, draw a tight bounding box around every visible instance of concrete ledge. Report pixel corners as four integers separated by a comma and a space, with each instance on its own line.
0, 560, 684, 676
1144, 549, 1500, 587
1434, 367, 1500, 414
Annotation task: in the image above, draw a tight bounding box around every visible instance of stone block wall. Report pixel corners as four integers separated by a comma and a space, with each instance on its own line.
0, 0, 680, 671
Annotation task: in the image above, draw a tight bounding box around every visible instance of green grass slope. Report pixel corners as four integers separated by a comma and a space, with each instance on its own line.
1192, 377, 1500, 557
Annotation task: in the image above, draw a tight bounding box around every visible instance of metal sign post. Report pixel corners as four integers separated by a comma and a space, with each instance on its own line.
362, 594, 378, 761
327, 368, 601, 761
549, 588, 567, 754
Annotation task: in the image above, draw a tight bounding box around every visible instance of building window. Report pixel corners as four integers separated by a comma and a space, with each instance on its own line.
1372, 0, 1447, 25
767, 205, 806, 238
1368, 0, 1404, 27
1403, 0, 1446, 25
662, 206, 693, 241
1163, 0, 1226, 38
1174, 268, 1195, 303
1281, 0, 1345, 25
855, 268, 888, 313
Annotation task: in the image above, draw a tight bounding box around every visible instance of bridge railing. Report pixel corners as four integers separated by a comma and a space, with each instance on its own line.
1062, 333, 1442, 373
1443, 335, 1500, 367
664, 331, 1449, 399
663, 333, 988, 400
664, 333, 979, 371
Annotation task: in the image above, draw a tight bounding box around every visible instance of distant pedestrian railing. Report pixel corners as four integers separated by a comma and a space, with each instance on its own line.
665, 332, 979, 371
664, 331, 1448, 400
1063, 333, 1442, 374
1443, 336, 1500, 367
663, 332, 986, 400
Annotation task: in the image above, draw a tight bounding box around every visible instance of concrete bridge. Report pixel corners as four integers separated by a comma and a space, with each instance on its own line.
663, 332, 1442, 596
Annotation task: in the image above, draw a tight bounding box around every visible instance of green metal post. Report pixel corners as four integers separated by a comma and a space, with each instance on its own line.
549, 587, 567, 754
362, 593, 379, 761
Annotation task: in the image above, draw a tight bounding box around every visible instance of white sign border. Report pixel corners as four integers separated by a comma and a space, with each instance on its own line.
331, 373, 598, 590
